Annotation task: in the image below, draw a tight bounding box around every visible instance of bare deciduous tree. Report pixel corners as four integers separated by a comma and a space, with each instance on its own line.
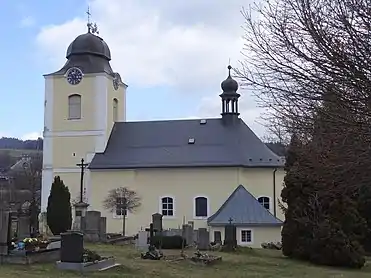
102, 187, 141, 236
236, 0, 371, 138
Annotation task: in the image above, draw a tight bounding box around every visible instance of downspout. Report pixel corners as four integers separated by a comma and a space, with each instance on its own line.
273, 168, 277, 217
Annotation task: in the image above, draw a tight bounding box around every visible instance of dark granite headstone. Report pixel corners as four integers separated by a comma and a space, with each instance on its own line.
223, 225, 237, 250
0, 211, 11, 255
60, 231, 84, 263
214, 231, 222, 243
152, 213, 163, 232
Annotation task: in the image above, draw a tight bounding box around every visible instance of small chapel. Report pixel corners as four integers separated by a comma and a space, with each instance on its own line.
40, 24, 285, 247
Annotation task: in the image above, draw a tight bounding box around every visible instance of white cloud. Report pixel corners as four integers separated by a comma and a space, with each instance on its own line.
35, 0, 247, 90
20, 16, 35, 28
34, 0, 270, 137
21, 132, 42, 140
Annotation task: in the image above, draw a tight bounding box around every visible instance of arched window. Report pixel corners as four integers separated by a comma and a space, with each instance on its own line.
194, 196, 208, 218
161, 197, 174, 216
113, 98, 118, 122
258, 196, 270, 210
68, 94, 81, 119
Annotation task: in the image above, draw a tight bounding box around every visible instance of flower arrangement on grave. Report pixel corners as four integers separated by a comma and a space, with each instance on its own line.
22, 238, 39, 251
83, 248, 102, 263
21, 237, 49, 251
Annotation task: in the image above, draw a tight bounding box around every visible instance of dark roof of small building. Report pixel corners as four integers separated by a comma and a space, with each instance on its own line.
89, 118, 284, 170
207, 184, 283, 226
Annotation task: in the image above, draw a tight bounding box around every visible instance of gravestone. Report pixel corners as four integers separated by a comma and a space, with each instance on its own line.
152, 213, 163, 233
60, 231, 84, 263
223, 224, 237, 251
18, 216, 30, 239
136, 231, 149, 251
197, 228, 210, 250
145, 223, 156, 245
99, 217, 107, 241
182, 224, 193, 246
73, 202, 89, 231
214, 231, 222, 243
0, 211, 11, 255
84, 211, 101, 242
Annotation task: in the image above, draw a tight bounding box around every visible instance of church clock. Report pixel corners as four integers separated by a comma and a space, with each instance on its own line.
66, 67, 83, 85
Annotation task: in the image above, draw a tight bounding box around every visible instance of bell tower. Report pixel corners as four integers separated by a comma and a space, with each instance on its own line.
40, 20, 127, 212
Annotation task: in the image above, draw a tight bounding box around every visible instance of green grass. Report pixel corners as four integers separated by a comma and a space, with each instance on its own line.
0, 244, 371, 277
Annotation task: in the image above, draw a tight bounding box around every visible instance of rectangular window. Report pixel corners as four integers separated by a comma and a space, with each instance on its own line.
195, 197, 208, 217
241, 230, 252, 243
115, 197, 127, 216
161, 197, 174, 216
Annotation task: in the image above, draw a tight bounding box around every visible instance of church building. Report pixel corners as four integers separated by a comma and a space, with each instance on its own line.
41, 27, 285, 248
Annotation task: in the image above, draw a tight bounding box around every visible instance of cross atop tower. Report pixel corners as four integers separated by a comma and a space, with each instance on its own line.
86, 6, 99, 35
86, 6, 91, 32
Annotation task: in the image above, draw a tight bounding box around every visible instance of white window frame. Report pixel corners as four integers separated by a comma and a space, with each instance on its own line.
193, 196, 210, 219
68, 94, 82, 120
257, 196, 271, 212
240, 229, 253, 245
159, 195, 176, 218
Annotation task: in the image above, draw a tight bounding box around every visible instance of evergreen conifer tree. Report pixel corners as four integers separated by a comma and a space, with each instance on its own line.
46, 176, 72, 235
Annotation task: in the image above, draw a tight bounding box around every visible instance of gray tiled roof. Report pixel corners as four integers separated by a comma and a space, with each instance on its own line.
89, 118, 284, 169
207, 184, 283, 226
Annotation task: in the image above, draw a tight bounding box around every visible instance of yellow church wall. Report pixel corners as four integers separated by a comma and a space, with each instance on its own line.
51, 76, 96, 132
239, 168, 285, 221
209, 226, 281, 248
52, 136, 96, 169
89, 167, 283, 239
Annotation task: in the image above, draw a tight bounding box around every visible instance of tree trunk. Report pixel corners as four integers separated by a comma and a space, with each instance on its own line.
122, 215, 126, 236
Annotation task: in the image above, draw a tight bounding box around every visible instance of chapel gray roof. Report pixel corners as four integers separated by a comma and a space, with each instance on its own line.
207, 184, 283, 226
89, 118, 284, 169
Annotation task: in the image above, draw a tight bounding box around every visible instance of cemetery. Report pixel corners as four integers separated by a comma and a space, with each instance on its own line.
0, 205, 370, 277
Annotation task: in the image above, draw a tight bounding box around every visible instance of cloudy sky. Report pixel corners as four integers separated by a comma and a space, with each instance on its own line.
0, 0, 268, 140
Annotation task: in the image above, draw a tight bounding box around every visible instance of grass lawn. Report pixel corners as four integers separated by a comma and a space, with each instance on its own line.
0, 244, 371, 277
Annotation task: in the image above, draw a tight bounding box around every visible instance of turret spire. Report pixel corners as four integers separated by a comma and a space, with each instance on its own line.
220, 65, 240, 123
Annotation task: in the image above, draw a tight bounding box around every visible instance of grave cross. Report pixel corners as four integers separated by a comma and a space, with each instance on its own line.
76, 158, 89, 203
228, 217, 233, 224
145, 223, 158, 245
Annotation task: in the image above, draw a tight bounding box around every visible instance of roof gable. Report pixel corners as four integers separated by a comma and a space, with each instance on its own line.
89, 118, 284, 169
207, 184, 283, 226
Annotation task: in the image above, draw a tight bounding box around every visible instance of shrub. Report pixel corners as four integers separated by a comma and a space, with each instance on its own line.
151, 235, 186, 249
46, 176, 72, 235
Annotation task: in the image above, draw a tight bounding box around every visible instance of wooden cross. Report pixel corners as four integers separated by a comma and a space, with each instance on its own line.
76, 158, 89, 203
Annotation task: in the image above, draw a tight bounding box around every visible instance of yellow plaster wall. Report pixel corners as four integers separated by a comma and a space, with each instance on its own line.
89, 167, 285, 237
52, 76, 96, 132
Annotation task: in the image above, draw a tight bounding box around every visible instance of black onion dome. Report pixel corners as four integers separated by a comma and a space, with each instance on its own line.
221, 65, 239, 92
66, 32, 111, 60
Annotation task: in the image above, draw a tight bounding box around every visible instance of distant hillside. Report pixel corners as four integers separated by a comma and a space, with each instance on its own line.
0, 137, 43, 150
0, 137, 286, 157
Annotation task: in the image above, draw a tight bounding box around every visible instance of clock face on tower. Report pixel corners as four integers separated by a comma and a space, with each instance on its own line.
66, 67, 83, 85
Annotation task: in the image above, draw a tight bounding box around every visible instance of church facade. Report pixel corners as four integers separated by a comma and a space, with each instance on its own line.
41, 29, 285, 248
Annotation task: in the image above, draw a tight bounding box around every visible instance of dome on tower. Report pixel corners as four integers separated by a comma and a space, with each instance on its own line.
66, 32, 111, 60
221, 65, 238, 93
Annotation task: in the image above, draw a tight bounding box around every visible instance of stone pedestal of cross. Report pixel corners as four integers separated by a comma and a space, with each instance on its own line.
73, 158, 89, 231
